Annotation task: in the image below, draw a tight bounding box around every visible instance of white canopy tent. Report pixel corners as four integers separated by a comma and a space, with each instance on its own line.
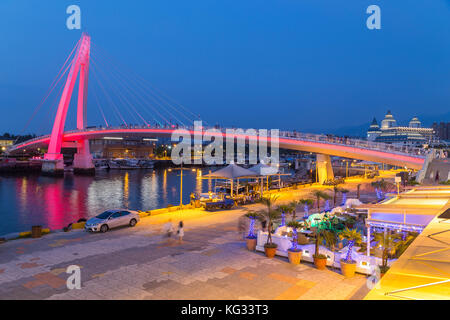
203, 163, 259, 196
248, 163, 279, 176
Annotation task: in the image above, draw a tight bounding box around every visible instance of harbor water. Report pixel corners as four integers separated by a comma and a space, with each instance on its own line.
0, 168, 214, 235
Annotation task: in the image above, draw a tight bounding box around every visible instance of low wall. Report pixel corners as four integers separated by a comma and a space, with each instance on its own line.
256, 231, 395, 275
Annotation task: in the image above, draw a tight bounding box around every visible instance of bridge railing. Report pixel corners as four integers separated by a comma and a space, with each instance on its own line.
8, 125, 427, 158
278, 130, 426, 157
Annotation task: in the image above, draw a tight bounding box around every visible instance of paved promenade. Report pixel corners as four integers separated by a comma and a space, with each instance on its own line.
0, 199, 370, 300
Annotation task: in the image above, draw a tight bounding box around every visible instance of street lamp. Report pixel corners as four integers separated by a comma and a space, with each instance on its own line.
171, 164, 189, 207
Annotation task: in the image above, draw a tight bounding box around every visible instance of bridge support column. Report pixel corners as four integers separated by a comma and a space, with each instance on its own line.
316, 154, 334, 184
73, 139, 95, 175
42, 155, 65, 176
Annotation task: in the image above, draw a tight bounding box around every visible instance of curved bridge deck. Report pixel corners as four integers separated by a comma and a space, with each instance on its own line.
8, 127, 426, 170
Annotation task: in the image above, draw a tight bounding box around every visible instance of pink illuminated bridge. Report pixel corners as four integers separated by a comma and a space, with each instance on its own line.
8, 126, 426, 170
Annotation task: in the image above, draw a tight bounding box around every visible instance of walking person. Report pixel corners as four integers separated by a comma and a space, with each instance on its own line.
177, 221, 184, 243
163, 219, 174, 242
237, 215, 245, 239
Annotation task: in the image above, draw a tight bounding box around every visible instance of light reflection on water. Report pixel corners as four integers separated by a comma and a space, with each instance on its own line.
0, 168, 210, 235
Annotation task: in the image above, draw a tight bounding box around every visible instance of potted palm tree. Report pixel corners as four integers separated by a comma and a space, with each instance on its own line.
286, 220, 303, 265
373, 230, 400, 277
323, 229, 338, 251
311, 190, 331, 212
313, 227, 328, 269
339, 228, 362, 277
259, 195, 281, 258
244, 211, 261, 251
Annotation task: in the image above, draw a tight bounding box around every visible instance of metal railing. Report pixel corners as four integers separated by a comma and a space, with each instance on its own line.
278, 130, 427, 157
7, 125, 428, 158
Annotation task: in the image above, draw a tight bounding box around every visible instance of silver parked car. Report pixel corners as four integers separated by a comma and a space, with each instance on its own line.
85, 209, 140, 233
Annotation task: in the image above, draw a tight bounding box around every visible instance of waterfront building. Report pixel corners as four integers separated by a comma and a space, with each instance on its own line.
367, 110, 435, 146
0, 138, 14, 148
89, 137, 156, 159
367, 117, 382, 141
432, 122, 450, 141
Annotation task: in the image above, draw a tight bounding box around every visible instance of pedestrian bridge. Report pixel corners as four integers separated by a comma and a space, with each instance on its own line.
8, 126, 426, 170
9, 33, 428, 179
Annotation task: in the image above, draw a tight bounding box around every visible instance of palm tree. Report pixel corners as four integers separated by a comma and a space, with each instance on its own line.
326, 180, 342, 207
394, 232, 418, 258
339, 228, 362, 263
371, 179, 394, 198
286, 221, 302, 251
258, 195, 281, 246
299, 199, 314, 217
373, 230, 401, 273
356, 184, 361, 199
322, 229, 338, 251
277, 204, 290, 226
340, 188, 349, 206
311, 190, 331, 211
313, 227, 328, 259
244, 211, 261, 239
332, 185, 340, 207
288, 200, 299, 219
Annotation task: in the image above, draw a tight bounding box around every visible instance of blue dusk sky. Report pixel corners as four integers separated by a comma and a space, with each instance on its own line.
0, 0, 449, 135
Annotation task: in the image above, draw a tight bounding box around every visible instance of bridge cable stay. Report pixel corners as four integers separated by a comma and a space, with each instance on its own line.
24, 54, 74, 138
90, 59, 147, 127
90, 47, 182, 126
90, 55, 178, 127
16, 39, 81, 142
90, 52, 182, 126
91, 66, 129, 127
91, 43, 203, 127
37, 78, 67, 136
95, 54, 190, 127
90, 57, 151, 127
89, 66, 125, 126
91, 83, 109, 127
90, 66, 128, 127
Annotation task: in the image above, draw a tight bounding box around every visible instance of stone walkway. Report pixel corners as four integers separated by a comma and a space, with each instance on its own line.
0, 206, 370, 300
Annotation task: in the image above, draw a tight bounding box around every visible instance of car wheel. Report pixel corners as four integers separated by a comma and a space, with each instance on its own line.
129, 219, 137, 227
100, 224, 109, 233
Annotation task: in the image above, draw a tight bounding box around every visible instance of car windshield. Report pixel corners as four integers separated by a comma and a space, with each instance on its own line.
96, 211, 114, 219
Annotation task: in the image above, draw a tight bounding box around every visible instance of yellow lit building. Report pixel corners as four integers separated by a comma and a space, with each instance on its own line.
364, 186, 450, 300
0, 138, 14, 149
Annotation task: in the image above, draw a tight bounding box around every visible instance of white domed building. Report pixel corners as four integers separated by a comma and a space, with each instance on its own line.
367, 111, 435, 146
367, 117, 382, 141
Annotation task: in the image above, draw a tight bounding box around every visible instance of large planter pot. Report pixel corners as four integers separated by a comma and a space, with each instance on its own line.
313, 256, 327, 270
288, 250, 302, 265
340, 259, 356, 278
379, 266, 389, 278
264, 245, 277, 258
246, 237, 257, 251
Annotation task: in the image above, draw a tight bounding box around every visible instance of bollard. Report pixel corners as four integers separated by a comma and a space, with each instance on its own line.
31, 225, 42, 238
